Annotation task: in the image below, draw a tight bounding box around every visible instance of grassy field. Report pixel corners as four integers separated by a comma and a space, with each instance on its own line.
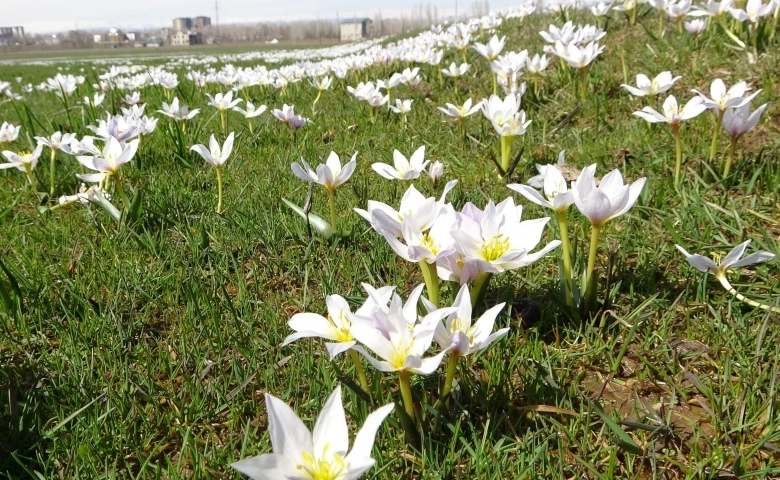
1, 5, 779, 480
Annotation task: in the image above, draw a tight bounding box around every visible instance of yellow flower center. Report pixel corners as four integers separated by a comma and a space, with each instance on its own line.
449, 318, 476, 345
419, 233, 439, 256
390, 338, 412, 369
298, 445, 348, 480
481, 234, 510, 262
327, 311, 353, 342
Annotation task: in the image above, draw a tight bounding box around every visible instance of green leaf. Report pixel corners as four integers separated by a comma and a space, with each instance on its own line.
282, 198, 333, 239
590, 400, 645, 456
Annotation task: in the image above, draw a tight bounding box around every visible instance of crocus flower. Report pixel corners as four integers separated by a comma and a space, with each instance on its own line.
1, 144, 43, 192
372, 146, 429, 181
231, 386, 394, 480
206, 91, 242, 111
572, 167, 646, 312
291, 151, 357, 232
157, 97, 200, 121
427, 161, 444, 182
233, 101, 268, 119
676, 240, 778, 312
720, 102, 768, 177
0, 122, 20, 144
190, 133, 235, 213
621, 72, 682, 106
633, 95, 706, 184
438, 99, 483, 137
441, 62, 471, 77
36, 131, 75, 197
729, 0, 773, 22
684, 18, 709, 34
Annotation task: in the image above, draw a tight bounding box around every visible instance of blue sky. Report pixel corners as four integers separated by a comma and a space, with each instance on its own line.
7, 0, 526, 33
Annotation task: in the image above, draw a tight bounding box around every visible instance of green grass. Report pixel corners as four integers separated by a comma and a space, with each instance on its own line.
1, 7, 780, 479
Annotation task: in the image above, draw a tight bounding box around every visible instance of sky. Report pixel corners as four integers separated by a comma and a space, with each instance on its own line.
5, 0, 525, 34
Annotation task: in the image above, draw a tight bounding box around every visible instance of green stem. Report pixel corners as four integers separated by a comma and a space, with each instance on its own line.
584, 224, 602, 314
459, 117, 466, 139
723, 135, 738, 178
327, 188, 338, 234
348, 349, 369, 393
419, 260, 439, 307
470, 271, 493, 307
398, 370, 415, 419
248, 119, 254, 137
578, 67, 589, 101
500, 135, 515, 173
716, 274, 780, 313
533, 75, 539, 96
658, 10, 665, 36
114, 174, 130, 210
673, 124, 682, 186
312, 90, 322, 115
49, 149, 56, 198
220, 110, 227, 138
556, 211, 574, 306
215, 166, 224, 213
708, 110, 725, 162
441, 354, 459, 399
23, 164, 37, 195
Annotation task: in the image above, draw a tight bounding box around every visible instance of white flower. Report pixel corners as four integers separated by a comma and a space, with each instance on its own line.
372, 146, 429, 181
692, 79, 761, 115
231, 386, 394, 480
438, 98, 483, 118
388, 99, 413, 114
206, 91, 242, 111
621, 72, 682, 98
633, 95, 706, 125
190, 133, 235, 167
291, 152, 357, 192
433, 283, 509, 356
721, 102, 768, 139
676, 240, 774, 277
509, 154, 597, 213
571, 167, 646, 227
233, 101, 268, 119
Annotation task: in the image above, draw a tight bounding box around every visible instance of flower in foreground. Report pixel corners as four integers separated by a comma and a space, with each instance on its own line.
509, 155, 596, 306
190, 132, 235, 213
157, 97, 200, 121
431, 283, 508, 398
572, 167, 646, 312
231, 386, 394, 480
676, 240, 777, 312
352, 288, 456, 416
372, 146, 429, 181
35, 131, 76, 197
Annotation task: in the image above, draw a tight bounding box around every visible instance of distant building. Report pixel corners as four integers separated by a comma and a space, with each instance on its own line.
340, 18, 372, 42
171, 30, 202, 46
173, 17, 193, 31
126, 32, 138, 42
193, 16, 211, 28
93, 33, 103, 43
145, 37, 164, 47
0, 26, 25, 45
107, 27, 126, 45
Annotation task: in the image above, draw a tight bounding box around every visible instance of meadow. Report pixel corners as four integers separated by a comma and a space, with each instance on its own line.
1, 2, 779, 479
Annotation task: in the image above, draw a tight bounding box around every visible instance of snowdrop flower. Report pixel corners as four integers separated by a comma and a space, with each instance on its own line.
231, 386, 394, 480
720, 102, 768, 176
676, 240, 778, 312
190, 133, 235, 212
621, 72, 682, 105
372, 146, 429, 181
